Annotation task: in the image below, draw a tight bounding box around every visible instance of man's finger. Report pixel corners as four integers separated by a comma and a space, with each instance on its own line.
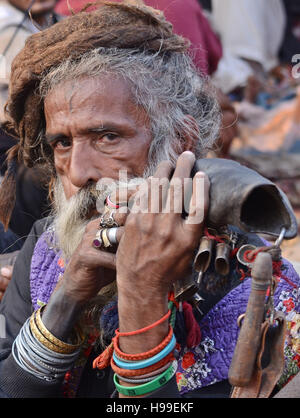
165, 151, 196, 214
185, 171, 210, 229
129, 161, 173, 214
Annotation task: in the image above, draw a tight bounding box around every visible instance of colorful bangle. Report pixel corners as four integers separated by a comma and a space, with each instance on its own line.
115, 374, 162, 384
113, 360, 178, 397
112, 334, 176, 370
113, 325, 173, 361
111, 351, 175, 378
120, 361, 172, 380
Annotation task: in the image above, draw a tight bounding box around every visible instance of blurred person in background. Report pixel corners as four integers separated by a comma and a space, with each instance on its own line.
199, 0, 287, 101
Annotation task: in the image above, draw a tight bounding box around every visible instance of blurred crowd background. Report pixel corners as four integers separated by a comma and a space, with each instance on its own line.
0, 0, 299, 294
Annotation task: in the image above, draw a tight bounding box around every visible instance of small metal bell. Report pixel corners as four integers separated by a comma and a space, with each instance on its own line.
193, 236, 214, 284
215, 241, 231, 276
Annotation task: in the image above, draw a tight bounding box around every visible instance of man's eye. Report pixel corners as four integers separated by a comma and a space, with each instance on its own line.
101, 133, 118, 142
55, 139, 71, 149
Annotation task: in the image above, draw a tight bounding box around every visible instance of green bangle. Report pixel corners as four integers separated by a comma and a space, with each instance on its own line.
113, 360, 177, 397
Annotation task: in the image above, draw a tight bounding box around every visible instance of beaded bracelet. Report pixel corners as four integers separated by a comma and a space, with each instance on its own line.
112, 334, 176, 370
113, 360, 178, 397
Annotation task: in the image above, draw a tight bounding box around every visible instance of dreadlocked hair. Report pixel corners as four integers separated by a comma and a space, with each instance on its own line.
0, 0, 220, 229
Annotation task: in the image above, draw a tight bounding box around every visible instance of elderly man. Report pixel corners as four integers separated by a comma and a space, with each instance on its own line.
0, 1, 299, 399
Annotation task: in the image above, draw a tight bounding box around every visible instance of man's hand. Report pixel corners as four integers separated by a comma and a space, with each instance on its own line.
0, 266, 13, 302
116, 151, 210, 354
117, 151, 210, 293
42, 208, 129, 340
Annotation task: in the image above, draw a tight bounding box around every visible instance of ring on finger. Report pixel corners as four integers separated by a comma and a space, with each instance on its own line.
93, 229, 103, 249
106, 227, 118, 245
101, 228, 112, 248
100, 210, 119, 228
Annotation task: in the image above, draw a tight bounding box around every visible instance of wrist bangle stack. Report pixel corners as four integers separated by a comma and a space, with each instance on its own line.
112, 334, 176, 370
12, 317, 82, 382
113, 324, 174, 361
93, 297, 179, 397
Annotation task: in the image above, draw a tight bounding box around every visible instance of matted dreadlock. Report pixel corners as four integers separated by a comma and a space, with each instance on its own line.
0, 0, 220, 229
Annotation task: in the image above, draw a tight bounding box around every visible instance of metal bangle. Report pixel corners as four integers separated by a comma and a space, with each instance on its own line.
12, 318, 79, 381
13, 320, 60, 381
36, 306, 83, 350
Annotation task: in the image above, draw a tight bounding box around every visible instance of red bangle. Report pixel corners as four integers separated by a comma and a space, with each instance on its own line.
116, 309, 171, 337
113, 325, 173, 361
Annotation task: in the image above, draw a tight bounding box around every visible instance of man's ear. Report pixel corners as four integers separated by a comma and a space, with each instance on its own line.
180, 115, 199, 154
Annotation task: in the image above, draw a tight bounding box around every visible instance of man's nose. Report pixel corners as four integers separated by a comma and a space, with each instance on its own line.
68, 142, 101, 188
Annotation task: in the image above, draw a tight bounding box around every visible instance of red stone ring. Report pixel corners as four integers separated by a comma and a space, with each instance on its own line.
93, 229, 103, 249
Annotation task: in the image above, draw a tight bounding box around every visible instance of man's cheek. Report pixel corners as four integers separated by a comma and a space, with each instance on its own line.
55, 172, 79, 200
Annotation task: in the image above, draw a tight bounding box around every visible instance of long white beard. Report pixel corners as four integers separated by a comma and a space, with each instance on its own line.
51, 179, 99, 260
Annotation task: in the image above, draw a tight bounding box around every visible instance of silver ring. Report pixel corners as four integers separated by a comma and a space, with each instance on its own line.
107, 227, 118, 245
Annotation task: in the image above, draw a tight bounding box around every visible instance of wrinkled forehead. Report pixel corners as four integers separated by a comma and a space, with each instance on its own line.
44, 74, 150, 131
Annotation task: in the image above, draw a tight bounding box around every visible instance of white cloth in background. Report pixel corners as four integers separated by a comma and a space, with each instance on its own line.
0, 1, 62, 122
211, 0, 286, 93
0, 1, 41, 121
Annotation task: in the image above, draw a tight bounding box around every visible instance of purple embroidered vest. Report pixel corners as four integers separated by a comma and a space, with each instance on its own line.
30, 226, 64, 310
30, 226, 300, 395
